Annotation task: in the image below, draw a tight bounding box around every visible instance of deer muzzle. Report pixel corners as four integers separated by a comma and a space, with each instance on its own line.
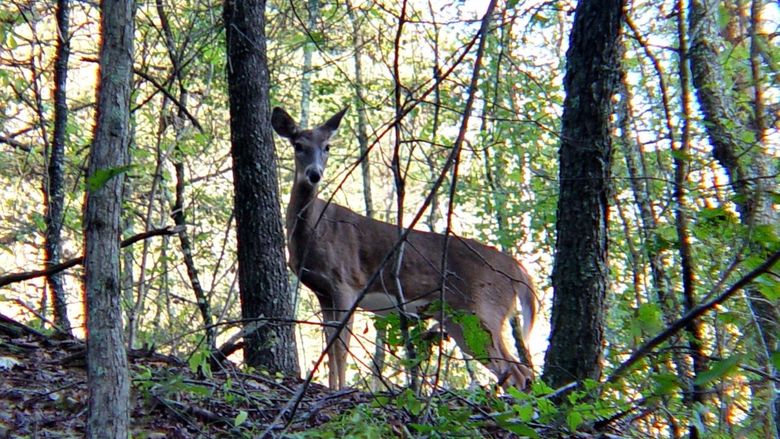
305, 165, 323, 185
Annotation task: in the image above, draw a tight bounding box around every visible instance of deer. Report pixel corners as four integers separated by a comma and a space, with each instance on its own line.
271, 106, 536, 390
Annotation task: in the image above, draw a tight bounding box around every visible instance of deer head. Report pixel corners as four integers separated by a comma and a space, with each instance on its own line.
271, 107, 348, 189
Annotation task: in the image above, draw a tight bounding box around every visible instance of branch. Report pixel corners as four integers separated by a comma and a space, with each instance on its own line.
0, 134, 33, 152
211, 320, 266, 364
132, 68, 204, 133
0, 226, 183, 288
607, 249, 780, 383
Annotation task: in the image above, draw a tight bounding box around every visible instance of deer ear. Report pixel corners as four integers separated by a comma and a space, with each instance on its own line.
271, 107, 298, 139
321, 107, 348, 136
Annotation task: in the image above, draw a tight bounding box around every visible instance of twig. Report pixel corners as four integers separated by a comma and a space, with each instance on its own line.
0, 134, 33, 152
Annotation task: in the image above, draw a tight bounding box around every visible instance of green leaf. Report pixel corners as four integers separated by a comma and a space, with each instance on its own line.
699, 206, 731, 221
514, 403, 534, 422
653, 225, 678, 250
503, 422, 538, 438
694, 355, 741, 385
739, 130, 756, 144
189, 350, 203, 373
717, 4, 730, 29
771, 351, 780, 370
530, 380, 554, 396
507, 386, 530, 401
637, 303, 663, 333
409, 423, 433, 434
32, 212, 46, 232
754, 274, 779, 301
566, 410, 583, 432
86, 164, 135, 192
185, 383, 212, 397
537, 398, 557, 417
670, 149, 690, 162
234, 410, 248, 427
396, 388, 422, 416
716, 311, 739, 325
752, 224, 779, 246
652, 373, 681, 395
201, 358, 213, 379
455, 313, 490, 360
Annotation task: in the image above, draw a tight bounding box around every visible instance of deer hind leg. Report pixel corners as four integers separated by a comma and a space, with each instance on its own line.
317, 294, 353, 389
444, 314, 533, 391
489, 318, 534, 390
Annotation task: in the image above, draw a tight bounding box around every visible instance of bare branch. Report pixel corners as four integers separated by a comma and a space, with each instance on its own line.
0, 226, 183, 289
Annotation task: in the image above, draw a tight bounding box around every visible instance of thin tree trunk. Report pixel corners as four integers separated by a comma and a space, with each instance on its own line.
84, 0, 135, 436
390, 0, 419, 392
345, 0, 382, 388
155, 0, 216, 356
346, 0, 373, 219
224, 0, 300, 375
542, 0, 623, 388
675, 5, 706, 435
299, 0, 319, 128
43, 0, 72, 335
424, 0, 442, 232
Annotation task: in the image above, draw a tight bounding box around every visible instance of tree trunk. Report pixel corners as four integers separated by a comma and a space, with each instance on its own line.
345, 0, 381, 388
542, 0, 623, 388
299, 0, 319, 128
44, 0, 72, 335
83, 0, 135, 436
223, 0, 300, 375
674, 5, 706, 436
346, 0, 373, 219
688, 0, 778, 433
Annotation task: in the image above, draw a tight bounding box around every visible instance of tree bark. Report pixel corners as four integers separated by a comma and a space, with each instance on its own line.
83, 0, 135, 436
43, 0, 73, 335
542, 0, 624, 388
224, 0, 300, 375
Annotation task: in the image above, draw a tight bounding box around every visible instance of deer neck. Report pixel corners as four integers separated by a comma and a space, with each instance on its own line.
286, 182, 323, 269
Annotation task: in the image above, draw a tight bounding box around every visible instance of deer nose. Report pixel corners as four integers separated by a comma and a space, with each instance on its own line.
305, 167, 322, 185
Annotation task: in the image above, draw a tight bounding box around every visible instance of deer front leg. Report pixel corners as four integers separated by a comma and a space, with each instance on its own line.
317, 293, 353, 389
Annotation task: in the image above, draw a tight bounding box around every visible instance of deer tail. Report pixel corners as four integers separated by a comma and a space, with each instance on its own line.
517, 280, 536, 343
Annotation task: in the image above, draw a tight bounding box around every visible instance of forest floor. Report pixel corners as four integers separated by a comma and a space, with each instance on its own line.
0, 314, 543, 438
0, 314, 402, 438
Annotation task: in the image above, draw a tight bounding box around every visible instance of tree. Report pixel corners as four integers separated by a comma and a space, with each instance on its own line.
543, 0, 624, 388
223, 0, 299, 375
83, 0, 136, 436
43, 0, 73, 335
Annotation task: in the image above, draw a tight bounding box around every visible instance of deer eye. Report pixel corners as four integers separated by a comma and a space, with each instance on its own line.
293, 142, 303, 153
324, 145, 330, 153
